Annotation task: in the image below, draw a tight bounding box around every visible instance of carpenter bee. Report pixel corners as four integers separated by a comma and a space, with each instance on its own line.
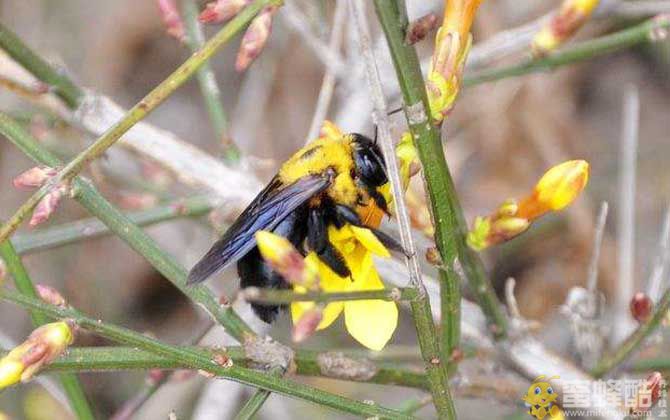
187, 133, 403, 322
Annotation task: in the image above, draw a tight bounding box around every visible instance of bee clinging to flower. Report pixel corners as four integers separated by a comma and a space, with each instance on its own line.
187, 129, 405, 324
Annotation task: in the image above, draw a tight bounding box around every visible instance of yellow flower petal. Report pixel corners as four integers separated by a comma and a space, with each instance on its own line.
290, 253, 347, 330
350, 226, 390, 258
344, 271, 398, 351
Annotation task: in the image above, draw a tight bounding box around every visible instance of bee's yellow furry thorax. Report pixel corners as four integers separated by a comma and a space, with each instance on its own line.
278, 135, 358, 207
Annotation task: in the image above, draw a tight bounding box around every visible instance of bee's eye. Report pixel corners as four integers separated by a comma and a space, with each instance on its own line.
547, 387, 553, 394
534, 387, 541, 395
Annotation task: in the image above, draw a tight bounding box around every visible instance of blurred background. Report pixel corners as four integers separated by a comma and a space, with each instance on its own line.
0, 0, 669, 418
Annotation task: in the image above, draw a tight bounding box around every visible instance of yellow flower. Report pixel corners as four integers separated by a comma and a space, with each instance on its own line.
532, 0, 601, 55
291, 225, 397, 351
0, 321, 74, 390
467, 160, 589, 251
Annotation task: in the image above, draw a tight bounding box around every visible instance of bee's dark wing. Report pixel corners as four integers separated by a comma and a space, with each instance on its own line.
187, 174, 331, 284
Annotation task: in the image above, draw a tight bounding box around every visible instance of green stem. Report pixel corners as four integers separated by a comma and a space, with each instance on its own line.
0, 0, 277, 244
241, 287, 417, 304
18, 346, 428, 389
234, 366, 284, 420
374, 0, 508, 348
0, 290, 411, 419
464, 16, 670, 87
12, 195, 216, 255
0, 240, 94, 419
181, 0, 240, 164
591, 287, 670, 378
373, 2, 462, 418
0, 25, 83, 108
0, 111, 253, 341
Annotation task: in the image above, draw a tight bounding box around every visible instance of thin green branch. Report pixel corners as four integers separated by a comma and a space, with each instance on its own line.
241, 286, 417, 304
0, 111, 253, 341
12, 195, 216, 255
0, 290, 411, 419
0, 240, 94, 419
5, 345, 428, 389
234, 366, 284, 420
591, 286, 670, 378
464, 16, 670, 87
374, 0, 508, 350
181, 0, 240, 164
0, 0, 277, 243
14, 345, 427, 389
0, 25, 83, 108
375, 0, 460, 419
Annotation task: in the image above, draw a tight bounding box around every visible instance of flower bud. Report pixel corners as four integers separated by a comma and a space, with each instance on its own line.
630, 292, 653, 323
516, 160, 589, 221
292, 306, 323, 343
30, 185, 69, 227
156, 0, 185, 42
467, 215, 530, 251
199, 0, 252, 24
36, 284, 67, 307
427, 0, 482, 123
0, 321, 74, 390
255, 230, 319, 287
405, 13, 439, 45
235, 6, 278, 72
532, 0, 601, 56
468, 161, 588, 250
13, 166, 57, 191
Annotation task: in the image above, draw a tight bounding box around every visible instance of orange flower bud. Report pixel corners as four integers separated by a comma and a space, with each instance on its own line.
517, 160, 589, 220
0, 321, 74, 390
13, 166, 57, 191
199, 0, 251, 24
235, 6, 278, 72
255, 230, 319, 288
468, 161, 588, 250
156, 0, 185, 42
532, 0, 601, 55
427, 0, 482, 123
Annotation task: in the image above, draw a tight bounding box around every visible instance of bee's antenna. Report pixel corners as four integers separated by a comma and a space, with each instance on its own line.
373, 125, 378, 145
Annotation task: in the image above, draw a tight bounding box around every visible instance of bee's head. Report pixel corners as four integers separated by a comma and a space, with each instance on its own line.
350, 133, 387, 187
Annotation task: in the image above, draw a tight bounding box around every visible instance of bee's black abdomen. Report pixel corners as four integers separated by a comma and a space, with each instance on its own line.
238, 208, 307, 323
238, 247, 287, 323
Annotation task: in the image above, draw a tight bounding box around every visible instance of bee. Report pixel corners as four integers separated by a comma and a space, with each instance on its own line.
187, 133, 403, 322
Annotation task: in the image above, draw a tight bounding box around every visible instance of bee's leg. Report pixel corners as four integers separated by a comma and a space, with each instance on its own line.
307, 207, 350, 277
334, 204, 407, 255
367, 186, 390, 215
